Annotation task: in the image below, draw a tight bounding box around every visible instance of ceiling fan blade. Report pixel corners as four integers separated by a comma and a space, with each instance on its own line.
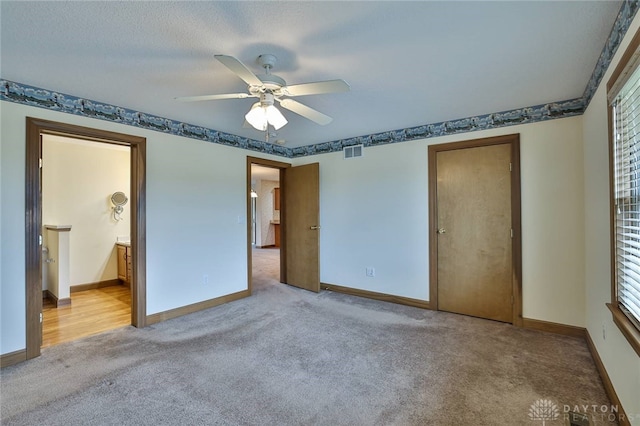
283, 79, 350, 97
175, 93, 252, 102
278, 98, 333, 125
215, 55, 263, 87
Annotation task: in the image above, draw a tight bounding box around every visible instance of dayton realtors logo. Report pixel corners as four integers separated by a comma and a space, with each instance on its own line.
529, 399, 626, 424
528, 399, 559, 425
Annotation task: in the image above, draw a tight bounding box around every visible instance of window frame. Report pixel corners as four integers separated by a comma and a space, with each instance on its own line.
607, 27, 640, 358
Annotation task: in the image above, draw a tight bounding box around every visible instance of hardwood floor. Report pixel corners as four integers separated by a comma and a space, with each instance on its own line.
42, 284, 131, 348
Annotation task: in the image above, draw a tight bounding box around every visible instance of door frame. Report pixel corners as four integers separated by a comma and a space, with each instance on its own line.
246, 156, 291, 293
25, 117, 147, 360
428, 134, 522, 326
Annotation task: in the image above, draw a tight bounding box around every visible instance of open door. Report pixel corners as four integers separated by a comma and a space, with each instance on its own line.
282, 163, 320, 292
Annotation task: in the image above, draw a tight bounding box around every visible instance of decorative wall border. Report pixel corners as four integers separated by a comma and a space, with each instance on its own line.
0, 80, 292, 158
0, 80, 585, 159
290, 99, 583, 158
1, 1, 638, 159
583, 0, 640, 107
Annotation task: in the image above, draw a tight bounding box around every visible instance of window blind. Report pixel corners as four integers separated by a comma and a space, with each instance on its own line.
613, 64, 640, 330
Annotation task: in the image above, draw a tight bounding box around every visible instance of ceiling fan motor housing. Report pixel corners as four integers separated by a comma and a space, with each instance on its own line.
254, 74, 286, 92
260, 93, 276, 107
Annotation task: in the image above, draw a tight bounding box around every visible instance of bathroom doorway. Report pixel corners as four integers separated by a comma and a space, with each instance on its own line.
40, 134, 132, 348
25, 117, 147, 360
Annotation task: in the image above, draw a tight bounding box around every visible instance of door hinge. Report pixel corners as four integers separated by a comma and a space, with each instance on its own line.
510, 229, 513, 238
39, 234, 43, 245
40, 312, 43, 323
39, 158, 43, 169
509, 162, 512, 172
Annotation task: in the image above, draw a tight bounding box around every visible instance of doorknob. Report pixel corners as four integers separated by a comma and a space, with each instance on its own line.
437, 228, 446, 234
310, 225, 320, 230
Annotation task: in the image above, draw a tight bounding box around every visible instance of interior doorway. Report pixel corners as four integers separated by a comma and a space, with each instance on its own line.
40, 134, 132, 348
250, 163, 282, 291
247, 157, 289, 293
25, 117, 147, 360
428, 134, 522, 325
246, 156, 321, 294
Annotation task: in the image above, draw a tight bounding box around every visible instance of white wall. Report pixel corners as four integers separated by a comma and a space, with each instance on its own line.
294, 116, 586, 326
257, 180, 279, 247
42, 135, 130, 286
0, 102, 287, 354
583, 14, 640, 423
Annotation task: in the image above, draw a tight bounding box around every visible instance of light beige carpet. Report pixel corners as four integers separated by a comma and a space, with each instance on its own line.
1, 248, 615, 425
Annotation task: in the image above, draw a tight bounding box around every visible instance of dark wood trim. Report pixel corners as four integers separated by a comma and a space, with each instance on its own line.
427, 134, 523, 325
131, 134, 147, 328
606, 26, 640, 357
521, 317, 586, 338
43, 290, 72, 308
246, 156, 291, 169
278, 167, 287, 284
246, 156, 291, 294
25, 117, 146, 361
25, 118, 43, 359
428, 143, 438, 309
56, 297, 71, 307
70, 279, 121, 293
146, 290, 250, 325
1, 349, 27, 368
322, 282, 432, 310
607, 26, 640, 94
585, 330, 631, 426
609, 100, 617, 307
42, 290, 71, 307
510, 138, 523, 327
607, 303, 640, 357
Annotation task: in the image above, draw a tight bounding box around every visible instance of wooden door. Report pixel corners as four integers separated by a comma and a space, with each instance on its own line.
436, 143, 513, 322
283, 163, 320, 292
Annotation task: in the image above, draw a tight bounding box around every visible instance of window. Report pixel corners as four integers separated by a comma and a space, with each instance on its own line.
608, 29, 640, 357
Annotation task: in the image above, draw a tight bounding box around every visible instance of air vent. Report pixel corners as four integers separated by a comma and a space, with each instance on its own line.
344, 144, 363, 159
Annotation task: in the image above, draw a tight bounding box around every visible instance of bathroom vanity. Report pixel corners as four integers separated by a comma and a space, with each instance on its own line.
116, 242, 132, 286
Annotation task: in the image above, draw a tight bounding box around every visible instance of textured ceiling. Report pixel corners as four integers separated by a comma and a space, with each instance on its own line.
0, 1, 622, 149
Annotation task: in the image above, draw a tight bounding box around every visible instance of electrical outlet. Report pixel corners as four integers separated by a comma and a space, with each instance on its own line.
366, 267, 375, 277
203, 274, 209, 285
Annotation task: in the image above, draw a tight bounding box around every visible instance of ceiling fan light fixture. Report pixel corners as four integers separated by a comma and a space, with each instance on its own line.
266, 105, 288, 130
245, 102, 268, 131
245, 100, 288, 131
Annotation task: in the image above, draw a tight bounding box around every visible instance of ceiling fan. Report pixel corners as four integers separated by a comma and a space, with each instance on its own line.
176, 54, 350, 132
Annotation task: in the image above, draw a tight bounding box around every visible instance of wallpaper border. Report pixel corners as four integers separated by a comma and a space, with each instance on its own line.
0, 80, 291, 158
